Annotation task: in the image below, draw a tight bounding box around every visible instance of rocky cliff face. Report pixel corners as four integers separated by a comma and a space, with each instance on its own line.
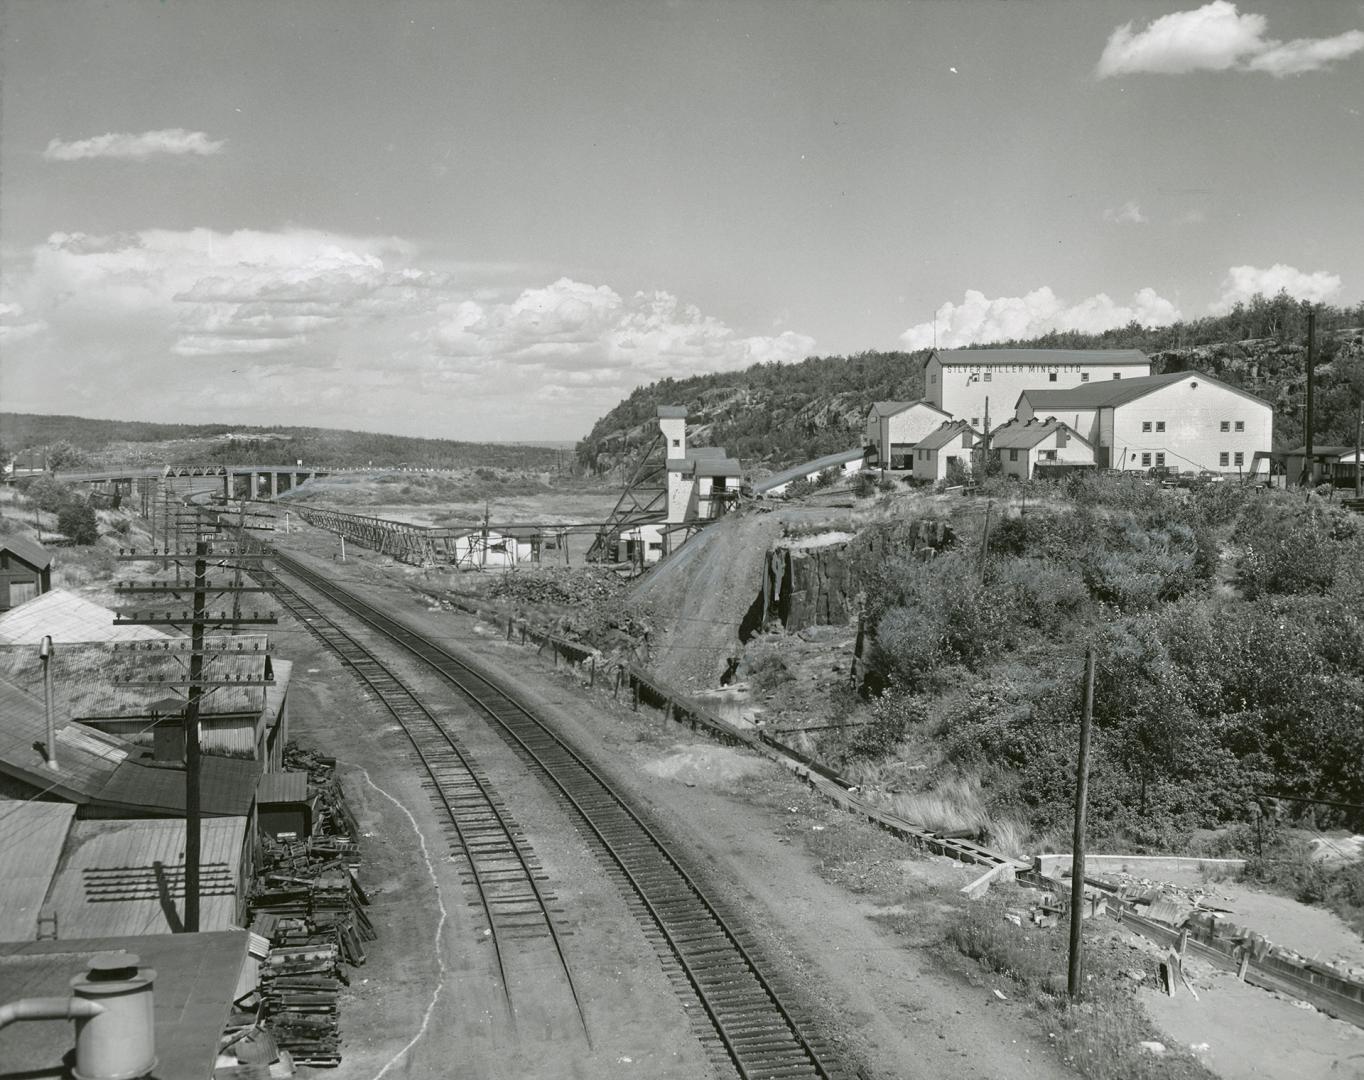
749, 519, 956, 634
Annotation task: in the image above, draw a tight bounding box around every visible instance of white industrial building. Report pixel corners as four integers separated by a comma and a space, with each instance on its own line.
910, 421, 980, 484
1016, 370, 1272, 475
865, 400, 950, 470
988, 418, 1095, 480
617, 406, 741, 565
925, 348, 1152, 431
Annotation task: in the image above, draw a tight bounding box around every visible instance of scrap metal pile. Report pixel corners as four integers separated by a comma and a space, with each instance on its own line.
249, 743, 375, 1068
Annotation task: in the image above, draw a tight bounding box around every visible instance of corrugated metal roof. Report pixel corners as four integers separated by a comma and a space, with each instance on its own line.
991, 418, 1092, 450
0, 535, 54, 571
656, 405, 688, 419
87, 715, 261, 759
257, 770, 308, 805
0, 642, 269, 720
666, 455, 742, 476
1019, 369, 1271, 412
0, 676, 128, 802
754, 448, 867, 494
0, 930, 249, 1080
934, 347, 1150, 367
0, 801, 75, 941
0, 589, 169, 645
916, 421, 980, 452
44, 816, 247, 938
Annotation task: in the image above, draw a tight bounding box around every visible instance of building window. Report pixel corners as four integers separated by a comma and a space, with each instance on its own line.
1219, 452, 1229, 466
1080, 373, 1090, 382
1155, 452, 1165, 466
1220, 421, 1230, 432
1156, 421, 1165, 432
971, 418, 979, 428
1039, 450, 1056, 461
1048, 372, 1058, 382
983, 372, 992, 382
930, 372, 937, 383
1113, 373, 1121, 380
672, 439, 680, 447
1142, 421, 1152, 432
1141, 452, 1151, 466
1009, 449, 1019, 462
1235, 420, 1244, 431
1234, 452, 1244, 467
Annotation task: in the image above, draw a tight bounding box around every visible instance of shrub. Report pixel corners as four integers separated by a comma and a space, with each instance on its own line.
56, 501, 98, 545
850, 472, 876, 498
21, 476, 77, 514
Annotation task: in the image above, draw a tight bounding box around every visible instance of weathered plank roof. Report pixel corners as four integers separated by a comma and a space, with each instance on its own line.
0, 535, 54, 571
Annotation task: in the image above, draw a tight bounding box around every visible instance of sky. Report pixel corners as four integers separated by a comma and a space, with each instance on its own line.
1, 1, 1361, 441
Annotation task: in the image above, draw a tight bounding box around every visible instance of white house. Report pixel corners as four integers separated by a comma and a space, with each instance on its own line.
865, 400, 951, 470
988, 418, 1095, 480
911, 421, 979, 484
1015, 369, 1272, 475
754, 447, 867, 497
924, 348, 1152, 431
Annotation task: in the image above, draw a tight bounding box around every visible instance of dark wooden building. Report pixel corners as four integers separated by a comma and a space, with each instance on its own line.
0, 536, 53, 611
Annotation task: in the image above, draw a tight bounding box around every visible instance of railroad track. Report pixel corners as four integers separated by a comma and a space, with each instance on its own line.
256, 562, 589, 1041
268, 550, 846, 1080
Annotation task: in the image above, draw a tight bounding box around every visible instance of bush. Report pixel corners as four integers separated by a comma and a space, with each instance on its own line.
850, 472, 876, 498
21, 476, 77, 514
56, 502, 98, 545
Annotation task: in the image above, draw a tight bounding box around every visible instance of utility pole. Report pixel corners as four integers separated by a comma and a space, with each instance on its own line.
978, 501, 993, 583
1302, 307, 1316, 488
114, 512, 275, 933
1068, 646, 1097, 1001
1355, 403, 1362, 500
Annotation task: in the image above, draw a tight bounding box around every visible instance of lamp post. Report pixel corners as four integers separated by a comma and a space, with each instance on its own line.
39, 636, 56, 769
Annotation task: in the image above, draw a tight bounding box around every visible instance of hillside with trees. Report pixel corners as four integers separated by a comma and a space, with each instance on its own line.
0, 414, 562, 472
576, 292, 1364, 475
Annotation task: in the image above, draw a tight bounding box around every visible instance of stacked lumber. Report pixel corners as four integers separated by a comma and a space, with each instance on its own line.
249, 742, 376, 1067
260, 943, 344, 1068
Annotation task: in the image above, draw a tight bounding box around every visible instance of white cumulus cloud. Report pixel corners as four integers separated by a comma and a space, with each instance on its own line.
1096, 2, 1364, 78
43, 128, 226, 161
1103, 201, 1148, 224
1209, 263, 1342, 312
0, 229, 815, 438
899, 286, 1181, 350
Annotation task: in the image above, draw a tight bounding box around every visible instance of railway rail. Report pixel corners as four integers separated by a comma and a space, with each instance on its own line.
267, 549, 845, 1080
256, 561, 589, 1041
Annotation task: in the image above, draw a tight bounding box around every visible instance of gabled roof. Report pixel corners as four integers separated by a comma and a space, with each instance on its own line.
0, 535, 54, 571
0, 589, 168, 645
0, 676, 128, 802
754, 447, 867, 494
991, 418, 1092, 451
931, 348, 1150, 368
1017, 369, 1271, 411
916, 421, 979, 452
869, 399, 949, 420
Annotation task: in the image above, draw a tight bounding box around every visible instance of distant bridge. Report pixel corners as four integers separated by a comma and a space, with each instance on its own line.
27, 463, 458, 500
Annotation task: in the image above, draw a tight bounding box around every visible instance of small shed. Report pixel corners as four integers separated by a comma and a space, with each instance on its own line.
257, 770, 312, 841
0, 536, 53, 611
